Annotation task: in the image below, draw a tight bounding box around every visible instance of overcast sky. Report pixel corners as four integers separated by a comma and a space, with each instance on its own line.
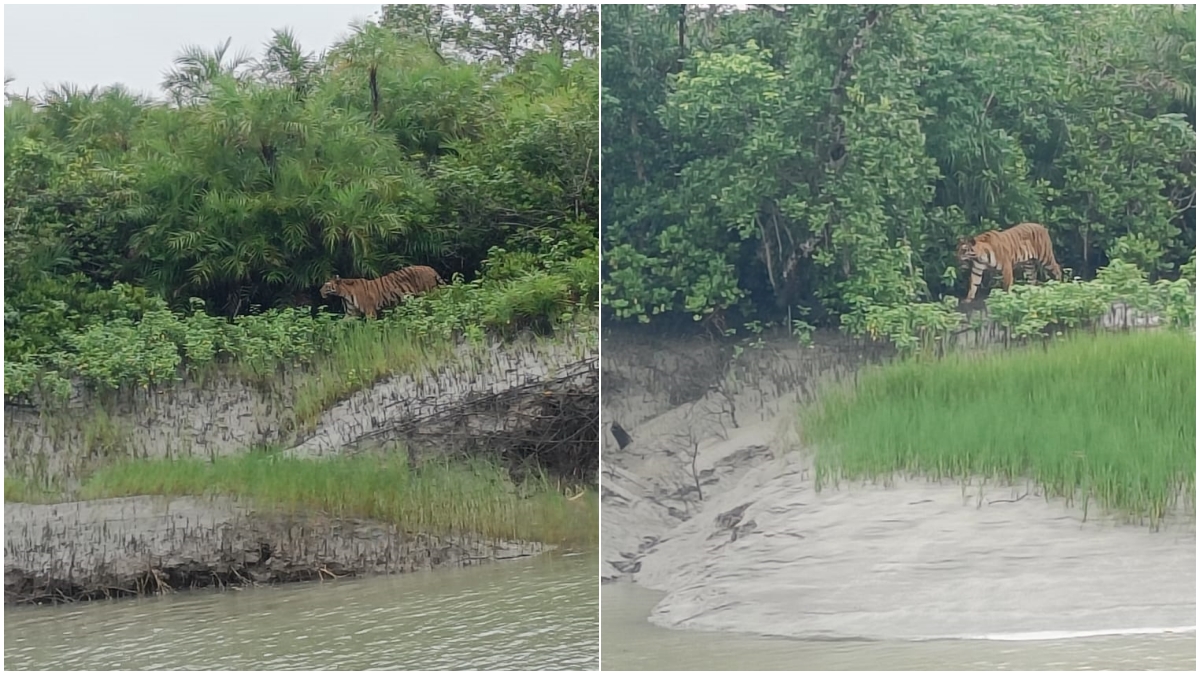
4, 4, 380, 99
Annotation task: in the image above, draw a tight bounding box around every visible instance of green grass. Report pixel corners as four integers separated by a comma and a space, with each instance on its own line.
75, 452, 598, 548
290, 322, 456, 428
4, 475, 63, 504
801, 331, 1195, 525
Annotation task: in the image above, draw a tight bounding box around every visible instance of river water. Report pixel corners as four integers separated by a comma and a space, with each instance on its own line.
602, 584, 1196, 670
4, 551, 597, 670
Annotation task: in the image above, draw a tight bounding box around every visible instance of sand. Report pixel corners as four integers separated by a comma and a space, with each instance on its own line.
600, 329, 1196, 641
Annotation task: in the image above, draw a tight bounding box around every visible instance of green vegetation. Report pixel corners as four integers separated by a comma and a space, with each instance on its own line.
802, 331, 1196, 526
859, 260, 1194, 355
4, 475, 62, 504
4, 274, 598, 425
5, 5, 598, 403
602, 5, 1194, 334
64, 452, 597, 547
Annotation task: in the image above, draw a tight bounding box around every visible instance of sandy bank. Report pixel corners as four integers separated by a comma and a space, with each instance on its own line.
601, 328, 1196, 641
4, 495, 543, 605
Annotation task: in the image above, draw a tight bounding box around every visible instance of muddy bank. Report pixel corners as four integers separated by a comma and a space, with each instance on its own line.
4, 496, 543, 605
5, 327, 596, 605
6, 325, 598, 487
601, 323, 1196, 641
287, 350, 598, 483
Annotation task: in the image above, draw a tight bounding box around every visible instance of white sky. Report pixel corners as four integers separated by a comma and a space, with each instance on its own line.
4, 4, 381, 100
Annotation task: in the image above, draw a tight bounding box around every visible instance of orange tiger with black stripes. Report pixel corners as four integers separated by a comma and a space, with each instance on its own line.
319, 265, 446, 319
956, 222, 1063, 302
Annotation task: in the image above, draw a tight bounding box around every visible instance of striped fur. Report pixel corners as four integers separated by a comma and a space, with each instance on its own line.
957, 222, 1063, 302
319, 265, 446, 319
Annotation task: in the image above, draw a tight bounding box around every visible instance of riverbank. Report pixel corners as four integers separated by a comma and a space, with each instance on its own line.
6, 315, 598, 487
600, 324, 1195, 649
6, 549, 599, 670
5, 495, 546, 605
5, 323, 599, 605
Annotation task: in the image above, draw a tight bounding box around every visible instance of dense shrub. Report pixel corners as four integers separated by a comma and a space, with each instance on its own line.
4, 6, 599, 402
602, 5, 1195, 331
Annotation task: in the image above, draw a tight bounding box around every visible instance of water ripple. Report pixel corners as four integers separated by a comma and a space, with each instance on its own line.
5, 553, 598, 670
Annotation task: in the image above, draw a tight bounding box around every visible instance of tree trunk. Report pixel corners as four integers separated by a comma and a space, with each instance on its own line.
1080, 226, 1090, 279
677, 5, 687, 70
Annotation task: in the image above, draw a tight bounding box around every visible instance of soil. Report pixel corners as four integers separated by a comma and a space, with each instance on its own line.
600, 323, 1195, 640
5, 496, 543, 605
4, 331, 594, 605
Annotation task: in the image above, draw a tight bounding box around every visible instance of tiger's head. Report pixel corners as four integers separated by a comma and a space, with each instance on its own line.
319, 276, 345, 298
956, 237, 979, 265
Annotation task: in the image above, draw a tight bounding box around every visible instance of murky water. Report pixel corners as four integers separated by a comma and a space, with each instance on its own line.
4, 552, 597, 671
602, 584, 1196, 671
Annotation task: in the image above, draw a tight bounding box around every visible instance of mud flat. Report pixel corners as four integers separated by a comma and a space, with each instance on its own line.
601, 325, 1196, 642
5, 328, 597, 605
4, 495, 542, 605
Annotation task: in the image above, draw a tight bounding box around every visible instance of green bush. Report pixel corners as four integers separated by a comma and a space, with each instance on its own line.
4, 266, 596, 405
601, 5, 1195, 329
4, 14, 599, 406
849, 260, 1195, 354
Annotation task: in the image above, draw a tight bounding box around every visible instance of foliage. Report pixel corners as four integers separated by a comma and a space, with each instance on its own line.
986, 260, 1194, 339
843, 260, 1194, 354
602, 5, 1195, 329
858, 297, 962, 356
5, 261, 596, 405
802, 331, 1196, 527
5, 7, 598, 402
379, 4, 597, 65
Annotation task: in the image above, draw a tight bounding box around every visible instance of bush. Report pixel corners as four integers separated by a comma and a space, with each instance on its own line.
847, 260, 1194, 354
4, 263, 597, 405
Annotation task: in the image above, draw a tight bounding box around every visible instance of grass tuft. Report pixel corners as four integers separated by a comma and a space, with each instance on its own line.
4, 475, 61, 504
801, 331, 1195, 525
289, 322, 456, 427
78, 452, 597, 548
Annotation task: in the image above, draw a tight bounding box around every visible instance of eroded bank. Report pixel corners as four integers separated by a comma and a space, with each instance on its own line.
600, 314, 1195, 646
5, 327, 598, 604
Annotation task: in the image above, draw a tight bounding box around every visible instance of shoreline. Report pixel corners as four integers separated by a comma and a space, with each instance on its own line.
600, 327, 1195, 642
6, 318, 598, 486
4, 494, 549, 606
5, 327, 599, 606
601, 583, 1197, 670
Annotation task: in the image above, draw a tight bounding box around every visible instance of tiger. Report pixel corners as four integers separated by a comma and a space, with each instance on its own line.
319, 265, 446, 319
956, 222, 1063, 302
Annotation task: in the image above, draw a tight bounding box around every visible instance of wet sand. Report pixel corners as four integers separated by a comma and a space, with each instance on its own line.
603, 583, 1197, 671
601, 332, 1195, 658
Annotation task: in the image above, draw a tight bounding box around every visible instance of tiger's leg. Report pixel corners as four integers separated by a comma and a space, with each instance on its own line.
1001, 263, 1014, 290
1046, 253, 1063, 281
966, 262, 986, 302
